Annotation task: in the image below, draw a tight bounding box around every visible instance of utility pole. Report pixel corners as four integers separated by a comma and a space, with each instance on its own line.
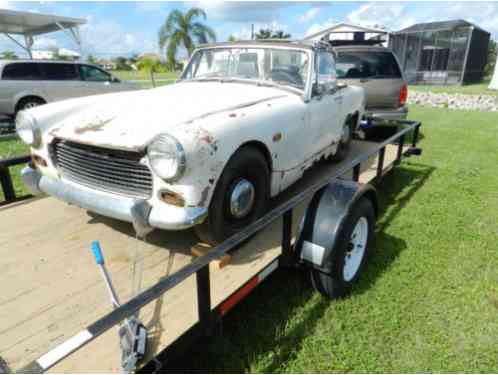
251, 24, 254, 40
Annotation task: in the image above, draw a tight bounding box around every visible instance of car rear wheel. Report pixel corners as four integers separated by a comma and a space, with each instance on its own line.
194, 146, 270, 246
16, 97, 46, 115
331, 118, 353, 162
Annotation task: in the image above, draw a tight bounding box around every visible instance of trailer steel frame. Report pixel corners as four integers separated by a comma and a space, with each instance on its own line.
1, 120, 422, 373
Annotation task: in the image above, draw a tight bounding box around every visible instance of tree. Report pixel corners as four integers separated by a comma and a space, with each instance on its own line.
228, 34, 237, 42
0, 51, 18, 60
255, 28, 272, 40
272, 30, 291, 39
485, 39, 496, 78
158, 8, 216, 68
255, 29, 291, 40
137, 57, 162, 87
87, 54, 97, 64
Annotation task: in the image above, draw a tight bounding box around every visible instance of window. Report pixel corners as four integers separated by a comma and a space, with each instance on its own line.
317, 51, 336, 83
80, 65, 112, 82
183, 47, 309, 91
40, 63, 79, 80
336, 51, 402, 79
2, 63, 42, 80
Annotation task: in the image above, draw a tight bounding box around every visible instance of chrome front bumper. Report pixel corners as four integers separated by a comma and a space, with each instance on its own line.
21, 166, 208, 232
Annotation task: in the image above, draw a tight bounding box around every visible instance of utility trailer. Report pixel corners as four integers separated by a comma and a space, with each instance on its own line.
0, 120, 421, 373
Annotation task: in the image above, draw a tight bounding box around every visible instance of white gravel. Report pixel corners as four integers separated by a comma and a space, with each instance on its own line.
408, 91, 498, 112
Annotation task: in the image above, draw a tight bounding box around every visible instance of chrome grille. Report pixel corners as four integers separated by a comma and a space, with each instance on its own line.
51, 139, 153, 199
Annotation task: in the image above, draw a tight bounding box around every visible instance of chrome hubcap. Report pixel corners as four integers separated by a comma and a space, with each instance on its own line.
229, 178, 255, 219
24, 102, 39, 109
343, 216, 368, 282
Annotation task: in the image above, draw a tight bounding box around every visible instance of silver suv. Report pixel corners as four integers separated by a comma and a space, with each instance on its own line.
0, 60, 139, 116
335, 45, 408, 123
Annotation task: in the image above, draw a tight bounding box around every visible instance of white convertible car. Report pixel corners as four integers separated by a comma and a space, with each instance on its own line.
19, 40, 365, 244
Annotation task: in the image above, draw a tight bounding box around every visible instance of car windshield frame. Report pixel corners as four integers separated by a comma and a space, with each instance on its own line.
180, 45, 312, 94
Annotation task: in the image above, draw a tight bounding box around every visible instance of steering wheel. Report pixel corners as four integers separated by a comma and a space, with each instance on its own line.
270, 69, 303, 86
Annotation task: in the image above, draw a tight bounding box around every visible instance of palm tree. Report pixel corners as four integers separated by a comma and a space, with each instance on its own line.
137, 57, 162, 88
272, 30, 291, 39
255, 29, 273, 40
158, 8, 216, 68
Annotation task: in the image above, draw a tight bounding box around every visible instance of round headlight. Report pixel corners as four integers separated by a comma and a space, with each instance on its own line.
16, 111, 41, 147
148, 134, 186, 182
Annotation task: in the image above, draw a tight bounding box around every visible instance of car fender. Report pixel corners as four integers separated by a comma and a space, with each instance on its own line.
13, 88, 48, 111
295, 179, 378, 272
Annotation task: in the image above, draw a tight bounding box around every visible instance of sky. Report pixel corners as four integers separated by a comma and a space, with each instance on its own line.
0, 1, 497, 59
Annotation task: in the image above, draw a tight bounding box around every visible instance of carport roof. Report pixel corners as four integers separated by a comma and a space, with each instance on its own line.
0, 8, 85, 36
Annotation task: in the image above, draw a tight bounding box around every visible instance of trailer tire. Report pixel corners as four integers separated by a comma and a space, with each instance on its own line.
194, 146, 270, 246
310, 197, 375, 299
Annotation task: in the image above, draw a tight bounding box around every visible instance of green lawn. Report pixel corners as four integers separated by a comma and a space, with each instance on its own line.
2, 106, 498, 372
177, 106, 498, 372
410, 80, 497, 96
0, 137, 29, 202
112, 70, 179, 82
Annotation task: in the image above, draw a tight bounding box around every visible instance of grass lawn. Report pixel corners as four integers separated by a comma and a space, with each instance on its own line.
1, 106, 498, 372
0, 137, 29, 201
112, 70, 179, 82
410, 80, 497, 96
174, 106, 498, 372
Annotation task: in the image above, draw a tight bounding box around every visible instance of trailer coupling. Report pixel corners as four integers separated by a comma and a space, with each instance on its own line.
91, 241, 148, 373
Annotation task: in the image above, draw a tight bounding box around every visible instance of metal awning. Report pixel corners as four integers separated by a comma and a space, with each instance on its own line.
0, 9, 86, 58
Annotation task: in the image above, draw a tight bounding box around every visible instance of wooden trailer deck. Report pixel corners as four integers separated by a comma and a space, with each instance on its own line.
0, 141, 406, 373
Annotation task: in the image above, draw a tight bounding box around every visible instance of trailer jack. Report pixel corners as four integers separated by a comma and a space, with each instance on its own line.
91, 241, 147, 373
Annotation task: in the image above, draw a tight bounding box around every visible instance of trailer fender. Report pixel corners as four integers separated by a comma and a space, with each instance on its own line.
295, 179, 378, 272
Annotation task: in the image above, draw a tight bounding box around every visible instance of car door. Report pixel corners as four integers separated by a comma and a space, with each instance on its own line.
79, 64, 122, 95
39, 63, 84, 101
306, 50, 343, 157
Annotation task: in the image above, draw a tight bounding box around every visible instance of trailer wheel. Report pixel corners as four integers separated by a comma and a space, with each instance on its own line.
310, 197, 375, 299
194, 146, 270, 245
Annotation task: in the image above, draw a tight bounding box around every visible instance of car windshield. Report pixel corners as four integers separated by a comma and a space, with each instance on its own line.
182, 47, 310, 91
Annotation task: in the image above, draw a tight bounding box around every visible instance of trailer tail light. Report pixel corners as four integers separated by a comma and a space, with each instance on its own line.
399, 84, 408, 106
219, 260, 278, 316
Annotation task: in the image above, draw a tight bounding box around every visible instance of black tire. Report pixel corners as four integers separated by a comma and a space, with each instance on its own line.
331, 117, 354, 162
310, 197, 375, 299
194, 146, 270, 245
16, 97, 46, 115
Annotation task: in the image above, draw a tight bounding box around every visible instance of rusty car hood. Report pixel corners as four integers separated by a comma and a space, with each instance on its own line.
47, 81, 290, 150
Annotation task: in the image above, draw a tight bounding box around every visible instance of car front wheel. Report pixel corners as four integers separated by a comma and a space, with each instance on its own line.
194, 146, 270, 246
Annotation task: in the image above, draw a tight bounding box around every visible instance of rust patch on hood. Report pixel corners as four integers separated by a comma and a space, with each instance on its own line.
74, 117, 115, 135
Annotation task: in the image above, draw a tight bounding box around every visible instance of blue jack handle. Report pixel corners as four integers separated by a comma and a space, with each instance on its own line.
92, 240, 105, 265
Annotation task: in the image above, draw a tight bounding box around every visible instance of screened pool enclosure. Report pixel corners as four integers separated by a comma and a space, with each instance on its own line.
390, 20, 490, 85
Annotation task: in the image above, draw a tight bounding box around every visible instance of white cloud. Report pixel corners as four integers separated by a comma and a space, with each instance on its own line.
343, 2, 498, 37
32, 37, 58, 50
298, 7, 320, 24
0, 0, 15, 10
80, 17, 157, 57
196, 1, 291, 22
